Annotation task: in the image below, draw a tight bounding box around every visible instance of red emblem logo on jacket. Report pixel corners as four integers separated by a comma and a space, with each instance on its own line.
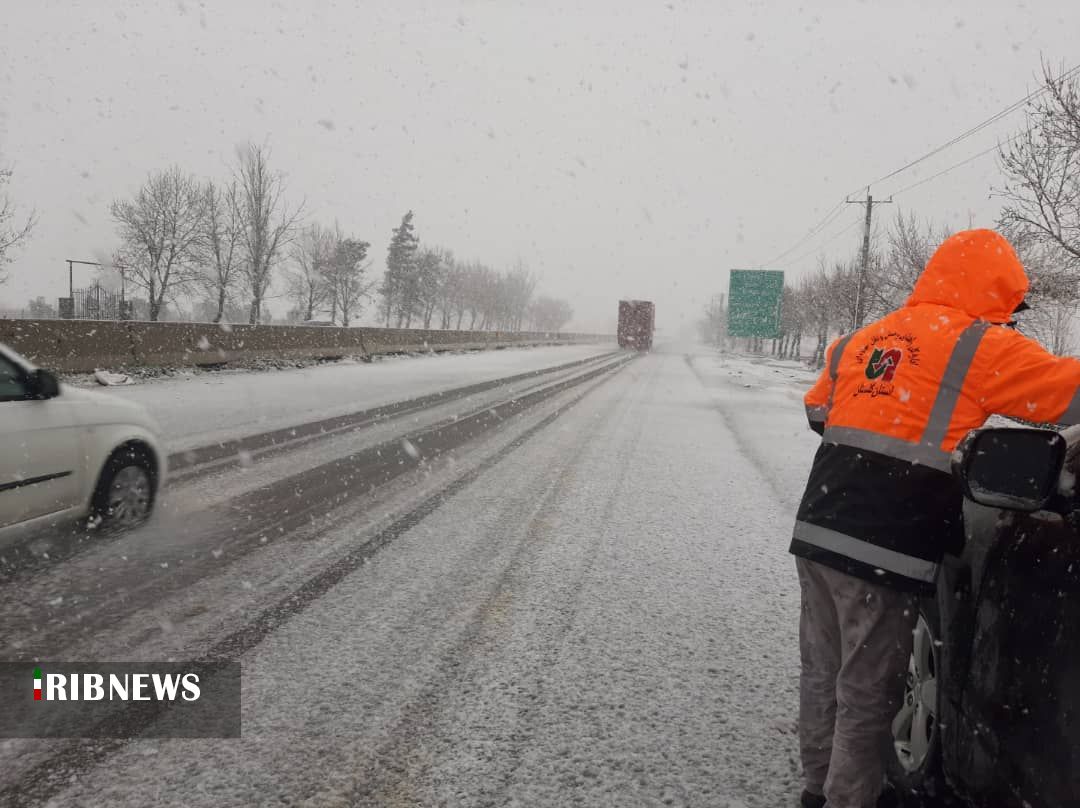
865, 348, 903, 382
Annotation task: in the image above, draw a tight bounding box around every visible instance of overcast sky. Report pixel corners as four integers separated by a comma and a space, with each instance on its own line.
2, 0, 1078, 331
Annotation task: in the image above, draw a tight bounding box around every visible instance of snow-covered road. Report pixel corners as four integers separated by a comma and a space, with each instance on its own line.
1, 345, 824, 807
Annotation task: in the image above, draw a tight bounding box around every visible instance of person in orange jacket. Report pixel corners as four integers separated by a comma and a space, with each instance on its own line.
792, 229, 1080, 808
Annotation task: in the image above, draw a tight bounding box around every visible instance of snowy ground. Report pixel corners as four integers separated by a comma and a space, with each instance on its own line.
93, 344, 617, 451
1, 344, 824, 807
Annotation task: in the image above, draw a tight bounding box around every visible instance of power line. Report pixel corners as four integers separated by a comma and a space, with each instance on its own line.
749, 62, 1079, 273
755, 200, 848, 268
778, 212, 863, 269
887, 130, 1026, 199
779, 129, 1023, 269
848, 61, 1080, 197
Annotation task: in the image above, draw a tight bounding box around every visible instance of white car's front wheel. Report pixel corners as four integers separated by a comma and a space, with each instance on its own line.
92, 447, 157, 531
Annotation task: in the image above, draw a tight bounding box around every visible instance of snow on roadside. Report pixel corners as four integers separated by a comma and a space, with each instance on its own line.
87, 343, 615, 451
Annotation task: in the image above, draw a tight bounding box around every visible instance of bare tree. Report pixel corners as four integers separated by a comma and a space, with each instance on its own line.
464, 264, 497, 329
699, 294, 727, 348
192, 297, 249, 323
234, 143, 303, 324
1012, 242, 1080, 354
1018, 297, 1079, 355
287, 222, 333, 321
451, 264, 471, 329
776, 285, 803, 358
998, 62, 1080, 284
802, 266, 837, 367
502, 264, 538, 331
868, 211, 951, 315
997, 64, 1080, 355
198, 179, 244, 323
0, 165, 36, 284
26, 296, 56, 318
111, 166, 205, 320
529, 295, 573, 332
325, 235, 373, 326
437, 256, 466, 329
375, 240, 539, 333
415, 246, 452, 328
823, 258, 861, 334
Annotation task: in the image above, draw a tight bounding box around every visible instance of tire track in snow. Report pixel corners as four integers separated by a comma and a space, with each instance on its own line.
682, 353, 805, 513
342, 354, 661, 807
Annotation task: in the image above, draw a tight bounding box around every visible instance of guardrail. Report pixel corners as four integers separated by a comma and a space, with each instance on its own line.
0, 319, 613, 373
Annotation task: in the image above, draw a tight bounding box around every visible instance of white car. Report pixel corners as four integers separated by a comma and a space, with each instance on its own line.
0, 343, 164, 546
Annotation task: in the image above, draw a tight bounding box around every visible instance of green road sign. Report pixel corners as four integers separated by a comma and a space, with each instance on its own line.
727, 269, 784, 338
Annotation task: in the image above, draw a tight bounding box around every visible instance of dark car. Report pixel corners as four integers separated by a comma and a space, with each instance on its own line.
886, 426, 1080, 807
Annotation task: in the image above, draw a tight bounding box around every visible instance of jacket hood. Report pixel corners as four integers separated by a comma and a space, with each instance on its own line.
906, 229, 1028, 323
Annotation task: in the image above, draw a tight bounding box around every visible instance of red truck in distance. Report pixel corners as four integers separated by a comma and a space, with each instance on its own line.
617, 300, 655, 350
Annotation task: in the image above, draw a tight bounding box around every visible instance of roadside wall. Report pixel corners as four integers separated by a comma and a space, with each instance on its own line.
0, 319, 612, 373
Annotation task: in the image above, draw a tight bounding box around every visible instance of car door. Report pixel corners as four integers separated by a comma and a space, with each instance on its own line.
961, 507, 1080, 805
0, 353, 81, 528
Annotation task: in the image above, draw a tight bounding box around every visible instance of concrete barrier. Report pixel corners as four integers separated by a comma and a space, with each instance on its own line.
0, 320, 136, 372
0, 319, 612, 374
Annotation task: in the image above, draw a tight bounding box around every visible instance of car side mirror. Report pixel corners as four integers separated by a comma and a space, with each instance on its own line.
29, 369, 61, 400
952, 427, 1066, 512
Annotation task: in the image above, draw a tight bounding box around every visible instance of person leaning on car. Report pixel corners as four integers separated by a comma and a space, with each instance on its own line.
791, 228, 1080, 808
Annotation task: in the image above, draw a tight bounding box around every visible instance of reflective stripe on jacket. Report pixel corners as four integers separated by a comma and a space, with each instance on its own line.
792, 229, 1080, 591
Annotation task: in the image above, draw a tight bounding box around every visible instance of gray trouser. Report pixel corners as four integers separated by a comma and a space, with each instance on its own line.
796, 558, 917, 808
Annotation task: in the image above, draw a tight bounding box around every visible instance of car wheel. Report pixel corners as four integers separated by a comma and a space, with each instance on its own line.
887, 601, 949, 805
91, 447, 156, 531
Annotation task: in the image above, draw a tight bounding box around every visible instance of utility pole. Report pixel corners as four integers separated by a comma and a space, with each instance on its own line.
846, 190, 892, 330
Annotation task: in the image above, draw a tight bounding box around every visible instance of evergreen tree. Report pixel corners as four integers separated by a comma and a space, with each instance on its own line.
382, 210, 419, 327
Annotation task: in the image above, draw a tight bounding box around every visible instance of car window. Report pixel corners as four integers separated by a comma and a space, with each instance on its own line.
0, 354, 29, 401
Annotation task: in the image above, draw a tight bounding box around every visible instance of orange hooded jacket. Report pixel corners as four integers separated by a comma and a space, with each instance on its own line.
793, 229, 1080, 591
806, 229, 1080, 461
